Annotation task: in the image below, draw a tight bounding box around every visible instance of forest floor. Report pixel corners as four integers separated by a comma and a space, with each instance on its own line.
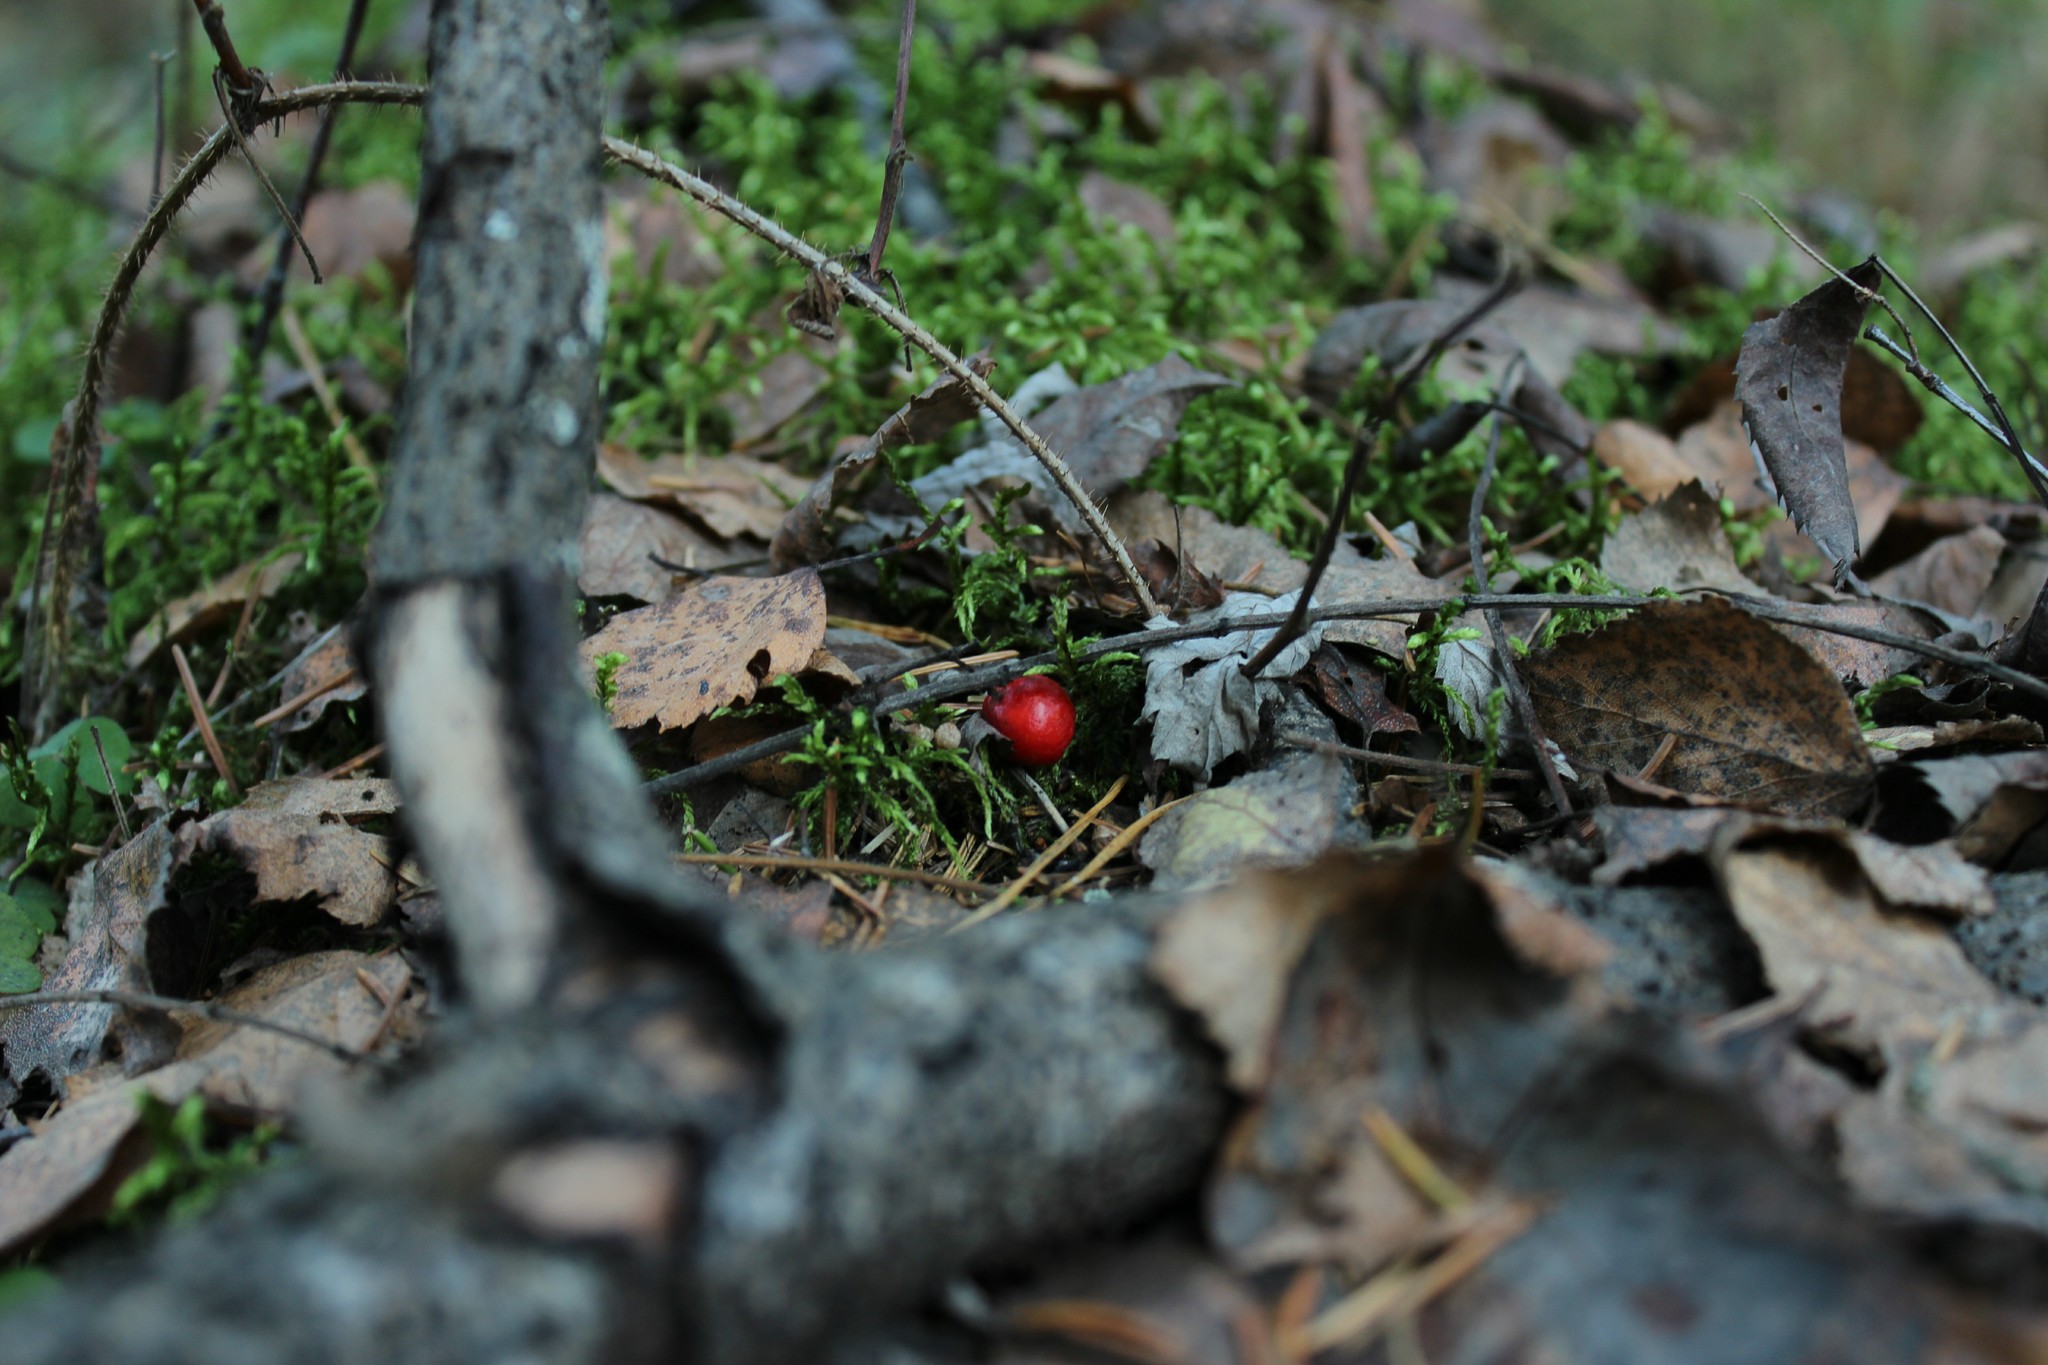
7, 0, 2048, 1358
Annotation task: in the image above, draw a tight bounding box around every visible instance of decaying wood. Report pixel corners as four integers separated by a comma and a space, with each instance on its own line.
2, 2, 1229, 1361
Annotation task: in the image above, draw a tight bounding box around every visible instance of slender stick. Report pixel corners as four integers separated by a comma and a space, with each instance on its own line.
866, 0, 917, 280
645, 588, 2048, 795
243, 0, 376, 369
193, 0, 258, 93
89, 724, 135, 845
150, 51, 173, 208
949, 776, 1127, 931
0, 987, 382, 1065
603, 137, 1163, 619
1240, 269, 1522, 677
675, 851, 994, 897
1467, 359, 1570, 814
1278, 733, 1535, 782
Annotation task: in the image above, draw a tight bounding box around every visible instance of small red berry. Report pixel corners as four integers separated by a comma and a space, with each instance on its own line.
981, 675, 1076, 767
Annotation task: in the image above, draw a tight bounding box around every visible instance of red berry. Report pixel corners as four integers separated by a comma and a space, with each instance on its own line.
981, 675, 1076, 767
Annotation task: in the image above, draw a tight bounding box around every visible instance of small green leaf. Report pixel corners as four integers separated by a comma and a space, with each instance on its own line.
72, 719, 134, 796
0, 909, 40, 961
6, 880, 61, 935
0, 957, 42, 994
0, 775, 35, 831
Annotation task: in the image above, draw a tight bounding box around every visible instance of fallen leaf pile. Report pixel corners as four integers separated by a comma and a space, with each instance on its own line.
18, 0, 2048, 1356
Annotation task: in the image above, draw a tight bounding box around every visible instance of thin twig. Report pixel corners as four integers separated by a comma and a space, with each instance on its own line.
865, 0, 917, 279
1240, 268, 1523, 678
254, 664, 361, 730
23, 79, 424, 740
1045, 793, 1193, 899
645, 587, 2048, 795
1279, 733, 1535, 782
88, 724, 134, 845
243, 0, 374, 367
675, 851, 995, 897
314, 742, 385, 779
193, 0, 258, 94
1467, 358, 1570, 814
206, 586, 264, 709
1013, 768, 1068, 835
213, 68, 323, 283
602, 136, 1162, 618
172, 643, 241, 798
0, 987, 384, 1066
150, 51, 174, 208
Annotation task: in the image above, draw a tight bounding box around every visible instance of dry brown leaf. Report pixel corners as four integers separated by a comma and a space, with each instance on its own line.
595, 445, 810, 542
125, 552, 304, 669
1717, 839, 1998, 1064
0, 1080, 160, 1254
579, 493, 752, 604
1769, 597, 1949, 690
195, 779, 405, 927
0, 951, 414, 1256
1590, 419, 1697, 499
1150, 856, 1359, 1093
1524, 598, 1874, 818
0, 820, 197, 1101
770, 356, 993, 572
724, 336, 841, 448
1736, 253, 1875, 573
269, 624, 365, 735
1599, 480, 1755, 595
1143, 742, 1349, 885
1108, 490, 1457, 658
1868, 525, 2007, 619
580, 571, 826, 732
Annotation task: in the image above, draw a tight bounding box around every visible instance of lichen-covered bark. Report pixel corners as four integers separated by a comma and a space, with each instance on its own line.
371, 0, 609, 581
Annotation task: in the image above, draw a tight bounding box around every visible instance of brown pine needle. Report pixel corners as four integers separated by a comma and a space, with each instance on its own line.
1045, 793, 1193, 900
1362, 1106, 1471, 1213
950, 776, 1127, 933
254, 665, 361, 730
172, 643, 240, 797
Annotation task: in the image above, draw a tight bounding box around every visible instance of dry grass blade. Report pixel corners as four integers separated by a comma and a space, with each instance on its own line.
951, 776, 1128, 932
172, 643, 241, 798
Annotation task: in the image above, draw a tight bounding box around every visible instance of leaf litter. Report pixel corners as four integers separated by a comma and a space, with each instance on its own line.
23, 0, 2048, 1356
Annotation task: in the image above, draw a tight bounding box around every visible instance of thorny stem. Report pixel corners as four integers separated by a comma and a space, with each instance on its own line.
605, 137, 1163, 618
1467, 357, 1571, 815
1240, 269, 1522, 678
22, 80, 425, 742
866, 0, 917, 280
646, 587, 2048, 795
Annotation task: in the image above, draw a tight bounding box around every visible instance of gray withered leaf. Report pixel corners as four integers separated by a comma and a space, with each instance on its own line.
1734, 255, 1883, 582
